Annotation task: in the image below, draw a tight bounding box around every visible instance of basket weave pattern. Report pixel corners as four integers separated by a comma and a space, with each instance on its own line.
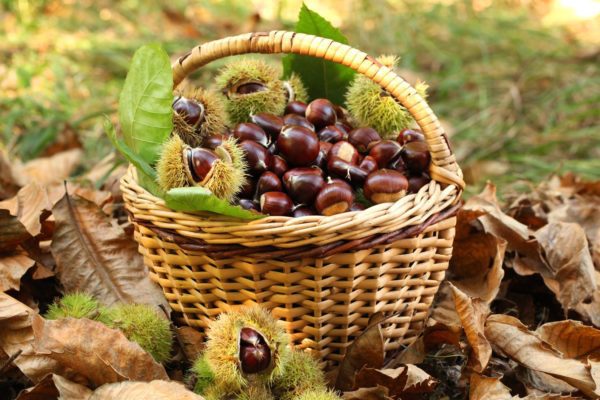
121, 31, 464, 365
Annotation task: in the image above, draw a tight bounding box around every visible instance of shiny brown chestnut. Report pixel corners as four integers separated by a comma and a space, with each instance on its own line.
315, 182, 354, 216
318, 125, 345, 143
238, 179, 256, 199
396, 128, 425, 145
239, 327, 271, 374
335, 122, 352, 136
202, 133, 229, 150
314, 141, 333, 169
389, 156, 407, 173
349, 127, 381, 153
359, 155, 378, 174
408, 173, 431, 193
173, 96, 203, 127
305, 98, 337, 130
251, 113, 284, 140
256, 171, 283, 198
363, 169, 409, 204
369, 140, 402, 168
327, 157, 368, 185
233, 122, 270, 147
349, 202, 366, 211
187, 148, 220, 183
282, 167, 325, 205
284, 101, 308, 116
400, 141, 431, 174
328, 141, 360, 165
283, 114, 315, 131
292, 206, 316, 217
277, 125, 319, 167
238, 199, 259, 212
270, 155, 288, 178
240, 140, 273, 176
260, 192, 293, 216
236, 82, 267, 95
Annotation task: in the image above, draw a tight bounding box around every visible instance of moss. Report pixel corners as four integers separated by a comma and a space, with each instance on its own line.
104, 303, 172, 363
44, 293, 101, 321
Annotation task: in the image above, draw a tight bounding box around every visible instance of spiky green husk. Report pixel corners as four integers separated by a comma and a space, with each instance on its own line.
284, 73, 308, 103
104, 304, 172, 363
292, 389, 342, 400
208, 137, 248, 202
174, 87, 228, 147
273, 351, 326, 400
192, 355, 216, 395
204, 305, 289, 395
156, 135, 189, 192
216, 59, 286, 124
236, 383, 275, 400
45, 293, 105, 322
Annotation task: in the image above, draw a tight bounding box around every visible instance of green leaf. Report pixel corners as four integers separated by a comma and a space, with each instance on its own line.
104, 119, 164, 198
282, 4, 355, 105
165, 187, 264, 220
118, 43, 173, 166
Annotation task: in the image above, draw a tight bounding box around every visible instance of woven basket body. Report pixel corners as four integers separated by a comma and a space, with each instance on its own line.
121, 31, 464, 366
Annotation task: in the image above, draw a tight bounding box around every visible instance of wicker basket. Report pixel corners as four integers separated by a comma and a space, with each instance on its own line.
121, 31, 465, 367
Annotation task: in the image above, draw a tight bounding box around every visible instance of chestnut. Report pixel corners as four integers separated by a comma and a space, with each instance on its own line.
233, 122, 269, 147
408, 173, 431, 193
238, 199, 259, 212
173, 96, 203, 127
282, 167, 325, 205
400, 141, 431, 174
335, 122, 352, 136
358, 155, 378, 174
260, 192, 293, 216
348, 127, 381, 153
306, 98, 337, 130
240, 140, 273, 176
293, 206, 316, 217
256, 171, 282, 198
283, 114, 315, 131
202, 133, 229, 150
314, 141, 333, 169
277, 126, 319, 167
236, 82, 267, 95
318, 125, 345, 143
238, 179, 256, 199
363, 169, 408, 204
239, 327, 271, 374
349, 202, 366, 211
368, 140, 402, 168
187, 148, 220, 183
251, 113, 283, 140
389, 156, 407, 173
327, 157, 368, 185
328, 141, 360, 165
284, 101, 308, 116
270, 155, 288, 178
396, 128, 425, 145
315, 182, 354, 216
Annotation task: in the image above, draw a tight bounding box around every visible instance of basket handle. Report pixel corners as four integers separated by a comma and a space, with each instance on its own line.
172, 31, 465, 189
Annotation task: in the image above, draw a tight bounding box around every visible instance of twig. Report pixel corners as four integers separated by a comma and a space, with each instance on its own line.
0, 349, 23, 374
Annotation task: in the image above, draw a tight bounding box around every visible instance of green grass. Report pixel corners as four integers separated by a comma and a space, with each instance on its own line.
0, 0, 597, 196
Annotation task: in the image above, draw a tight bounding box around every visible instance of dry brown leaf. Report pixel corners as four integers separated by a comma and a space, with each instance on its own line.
0, 250, 35, 292
573, 281, 600, 328
469, 374, 512, 400
430, 281, 462, 328
32, 315, 168, 387
450, 284, 491, 372
88, 380, 204, 400
50, 191, 168, 311
15, 374, 92, 400
0, 149, 20, 200
342, 385, 391, 400
176, 326, 205, 362
517, 369, 578, 396
484, 314, 599, 398
535, 222, 596, 310
0, 182, 52, 237
0, 209, 30, 253
0, 293, 68, 383
335, 313, 385, 391
13, 149, 82, 186
353, 365, 437, 398
535, 320, 600, 360
449, 208, 506, 302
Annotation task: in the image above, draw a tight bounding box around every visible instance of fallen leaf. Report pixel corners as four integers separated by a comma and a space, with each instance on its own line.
335, 313, 385, 391
0, 250, 35, 292
484, 314, 599, 397
353, 365, 437, 398
0, 182, 52, 237
342, 385, 391, 400
450, 284, 491, 372
15, 374, 92, 400
517, 368, 578, 396
0, 210, 30, 253
469, 374, 512, 400
430, 281, 462, 328
535, 222, 596, 310
0, 293, 68, 383
0, 149, 20, 200
32, 315, 168, 387
535, 320, 600, 360
13, 149, 82, 186
50, 191, 168, 311
176, 326, 205, 362
88, 380, 204, 400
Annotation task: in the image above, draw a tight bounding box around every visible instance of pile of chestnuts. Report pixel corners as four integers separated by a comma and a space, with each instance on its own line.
200, 97, 431, 217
